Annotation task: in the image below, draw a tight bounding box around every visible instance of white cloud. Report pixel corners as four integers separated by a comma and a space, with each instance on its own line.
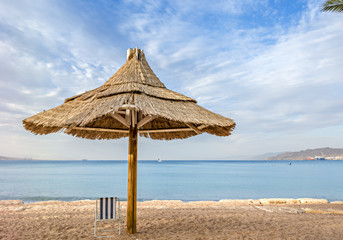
175, 4, 343, 134
0, 0, 125, 121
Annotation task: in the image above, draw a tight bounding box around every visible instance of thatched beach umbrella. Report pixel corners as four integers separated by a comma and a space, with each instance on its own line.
23, 47, 236, 234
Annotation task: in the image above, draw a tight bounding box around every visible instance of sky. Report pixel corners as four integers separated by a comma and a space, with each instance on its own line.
0, 0, 342, 160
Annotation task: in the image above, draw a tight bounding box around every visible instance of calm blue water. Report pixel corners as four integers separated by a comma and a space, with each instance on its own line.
0, 160, 342, 203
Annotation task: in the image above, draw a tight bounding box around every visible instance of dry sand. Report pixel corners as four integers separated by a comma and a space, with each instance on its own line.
1, 199, 343, 239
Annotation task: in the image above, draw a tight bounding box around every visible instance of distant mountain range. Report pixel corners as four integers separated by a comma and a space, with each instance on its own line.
266, 147, 343, 160
0, 155, 32, 160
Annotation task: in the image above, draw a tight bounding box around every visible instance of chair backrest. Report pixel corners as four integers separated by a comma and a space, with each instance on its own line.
98, 197, 117, 220
94, 197, 121, 237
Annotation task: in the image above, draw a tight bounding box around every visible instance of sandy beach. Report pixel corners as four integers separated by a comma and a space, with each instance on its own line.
1, 199, 343, 239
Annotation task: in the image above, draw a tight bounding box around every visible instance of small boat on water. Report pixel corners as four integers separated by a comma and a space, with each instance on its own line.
157, 157, 162, 163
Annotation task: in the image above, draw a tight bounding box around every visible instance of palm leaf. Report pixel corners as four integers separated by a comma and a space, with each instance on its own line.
322, 0, 343, 12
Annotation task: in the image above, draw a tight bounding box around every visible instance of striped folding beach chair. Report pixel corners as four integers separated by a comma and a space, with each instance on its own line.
94, 197, 121, 237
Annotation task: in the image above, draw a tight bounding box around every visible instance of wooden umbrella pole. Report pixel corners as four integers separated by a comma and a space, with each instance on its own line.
127, 124, 138, 234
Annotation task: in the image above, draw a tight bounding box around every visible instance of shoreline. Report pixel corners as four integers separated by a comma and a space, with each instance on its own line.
1, 197, 343, 206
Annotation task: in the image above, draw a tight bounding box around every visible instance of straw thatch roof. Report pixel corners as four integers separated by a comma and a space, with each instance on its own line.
23, 47, 235, 140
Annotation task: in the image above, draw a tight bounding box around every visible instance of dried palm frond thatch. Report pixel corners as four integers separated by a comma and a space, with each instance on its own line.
23, 47, 235, 140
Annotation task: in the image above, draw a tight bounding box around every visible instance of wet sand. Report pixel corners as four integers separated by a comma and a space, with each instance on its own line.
1, 199, 343, 239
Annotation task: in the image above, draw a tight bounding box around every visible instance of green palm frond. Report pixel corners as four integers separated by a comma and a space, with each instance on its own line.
322, 0, 343, 12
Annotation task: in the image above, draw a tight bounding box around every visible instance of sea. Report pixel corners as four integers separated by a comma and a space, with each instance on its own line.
0, 160, 342, 203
